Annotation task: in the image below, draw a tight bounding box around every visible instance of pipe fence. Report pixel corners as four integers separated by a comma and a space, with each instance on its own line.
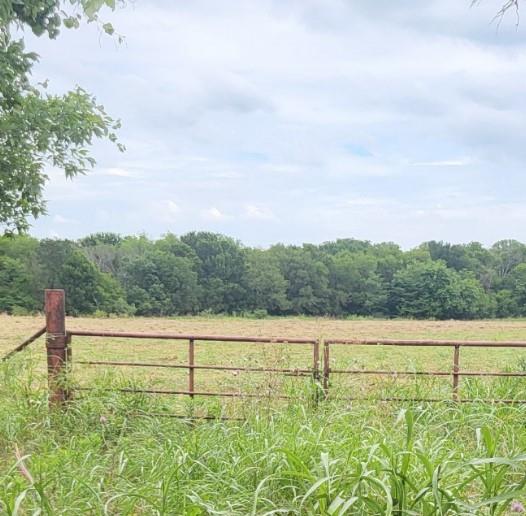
7, 289, 526, 408
71, 329, 318, 400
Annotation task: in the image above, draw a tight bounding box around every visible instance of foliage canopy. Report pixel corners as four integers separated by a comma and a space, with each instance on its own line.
0, 0, 122, 233
2, 232, 526, 319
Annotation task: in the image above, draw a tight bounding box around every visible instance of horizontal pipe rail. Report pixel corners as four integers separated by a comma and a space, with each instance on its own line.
77, 389, 526, 404
336, 396, 526, 404
1, 326, 46, 362
325, 338, 526, 348
77, 387, 291, 399
329, 369, 526, 377
78, 361, 526, 379
68, 330, 316, 344
69, 330, 526, 348
77, 360, 313, 374
132, 412, 245, 421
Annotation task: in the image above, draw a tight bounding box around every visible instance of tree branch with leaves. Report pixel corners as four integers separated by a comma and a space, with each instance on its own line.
0, 0, 123, 234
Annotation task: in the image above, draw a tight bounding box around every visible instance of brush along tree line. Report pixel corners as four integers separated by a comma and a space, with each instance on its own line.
2, 232, 526, 319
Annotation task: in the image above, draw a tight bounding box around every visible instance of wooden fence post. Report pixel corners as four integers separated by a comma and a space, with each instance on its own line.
45, 289, 69, 405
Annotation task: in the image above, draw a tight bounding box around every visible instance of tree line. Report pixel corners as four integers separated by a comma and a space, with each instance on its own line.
2, 232, 526, 319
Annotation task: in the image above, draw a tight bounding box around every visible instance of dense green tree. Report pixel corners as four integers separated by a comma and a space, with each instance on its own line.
79, 233, 123, 247
0, 234, 41, 303
454, 274, 495, 319
36, 238, 130, 315
270, 245, 331, 315
495, 289, 518, 318
403, 246, 432, 264
78, 233, 123, 275
462, 242, 495, 291
491, 240, 526, 280
504, 263, 526, 316
320, 238, 372, 256
0, 255, 35, 312
181, 232, 247, 313
0, 234, 39, 261
155, 233, 200, 266
1, 232, 526, 319
59, 250, 128, 315
329, 252, 387, 316
119, 235, 154, 260
391, 260, 452, 319
245, 250, 289, 314
390, 260, 491, 320
121, 250, 199, 316
424, 240, 496, 291
36, 239, 77, 289
96, 271, 132, 315
370, 242, 405, 283
424, 241, 474, 271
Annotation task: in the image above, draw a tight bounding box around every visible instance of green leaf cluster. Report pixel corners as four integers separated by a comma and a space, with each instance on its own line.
0, 1, 123, 233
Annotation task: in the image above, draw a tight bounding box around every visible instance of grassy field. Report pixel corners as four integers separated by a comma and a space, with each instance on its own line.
3, 315, 526, 513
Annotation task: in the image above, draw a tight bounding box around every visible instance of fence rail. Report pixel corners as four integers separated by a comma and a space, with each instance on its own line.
324, 338, 526, 347
6, 290, 526, 408
322, 338, 526, 402
1, 326, 46, 362
71, 329, 319, 400
69, 330, 317, 344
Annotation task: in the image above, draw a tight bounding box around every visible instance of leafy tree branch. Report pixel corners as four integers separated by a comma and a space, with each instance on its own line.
0, 1, 123, 233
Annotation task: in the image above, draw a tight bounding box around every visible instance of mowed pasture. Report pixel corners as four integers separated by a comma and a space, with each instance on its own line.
4, 314, 526, 406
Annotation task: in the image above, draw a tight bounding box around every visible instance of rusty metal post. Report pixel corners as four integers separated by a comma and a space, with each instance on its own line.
45, 289, 69, 405
452, 345, 460, 402
66, 331, 72, 377
322, 341, 330, 398
312, 339, 320, 404
188, 339, 195, 398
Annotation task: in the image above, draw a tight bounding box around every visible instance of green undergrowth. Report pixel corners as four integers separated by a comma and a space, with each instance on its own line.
2, 358, 526, 514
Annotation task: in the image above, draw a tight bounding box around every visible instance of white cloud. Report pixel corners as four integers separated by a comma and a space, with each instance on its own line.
25, 0, 526, 247
150, 200, 182, 223
244, 204, 277, 220
201, 207, 228, 221
165, 200, 181, 214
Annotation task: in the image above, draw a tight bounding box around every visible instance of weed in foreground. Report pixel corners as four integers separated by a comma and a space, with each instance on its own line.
2, 359, 526, 514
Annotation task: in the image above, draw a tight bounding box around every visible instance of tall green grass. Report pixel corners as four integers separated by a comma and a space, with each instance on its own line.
2, 356, 526, 514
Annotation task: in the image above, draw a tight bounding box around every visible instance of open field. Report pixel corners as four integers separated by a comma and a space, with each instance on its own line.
7, 313, 526, 344
4, 316, 526, 513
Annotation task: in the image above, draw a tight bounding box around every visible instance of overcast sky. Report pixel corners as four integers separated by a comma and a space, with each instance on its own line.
24, 0, 526, 248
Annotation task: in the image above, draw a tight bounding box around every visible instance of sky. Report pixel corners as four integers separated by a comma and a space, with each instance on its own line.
23, 0, 526, 248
